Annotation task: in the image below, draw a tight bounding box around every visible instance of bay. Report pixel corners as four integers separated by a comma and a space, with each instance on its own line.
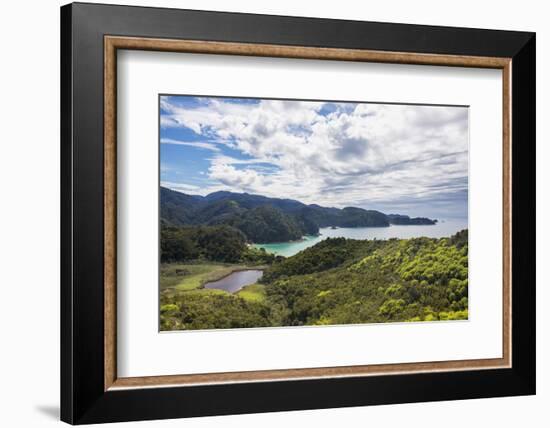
253, 218, 468, 257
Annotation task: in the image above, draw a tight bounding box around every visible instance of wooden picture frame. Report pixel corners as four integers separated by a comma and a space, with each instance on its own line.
61, 2, 535, 424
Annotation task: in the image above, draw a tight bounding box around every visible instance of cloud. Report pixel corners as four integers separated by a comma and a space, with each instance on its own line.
160, 96, 469, 218
160, 181, 201, 193
161, 138, 221, 152
208, 163, 264, 188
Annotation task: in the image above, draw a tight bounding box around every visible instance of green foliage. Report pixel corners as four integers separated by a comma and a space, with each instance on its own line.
161, 224, 246, 263
439, 309, 468, 320
160, 228, 469, 331
161, 222, 279, 265
379, 299, 406, 318
317, 290, 332, 298
339, 207, 389, 227
387, 214, 436, 225
193, 225, 247, 262
237, 284, 267, 303
160, 303, 178, 314
448, 229, 468, 248
240, 246, 278, 265
384, 283, 404, 297
160, 303, 184, 330
160, 186, 204, 225
396, 239, 468, 285
160, 290, 271, 331
159, 186, 435, 243
160, 226, 199, 262
261, 231, 469, 326
226, 205, 304, 243
262, 237, 384, 282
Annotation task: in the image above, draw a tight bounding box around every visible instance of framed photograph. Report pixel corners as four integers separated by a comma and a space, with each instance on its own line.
61, 2, 535, 424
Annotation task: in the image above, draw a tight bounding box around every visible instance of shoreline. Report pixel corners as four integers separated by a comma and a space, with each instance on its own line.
252, 223, 467, 257
252, 223, 439, 246
198, 264, 267, 289
251, 235, 319, 246
161, 262, 268, 292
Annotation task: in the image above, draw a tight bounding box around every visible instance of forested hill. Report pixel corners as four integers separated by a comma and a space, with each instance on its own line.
160, 186, 436, 243
160, 230, 469, 330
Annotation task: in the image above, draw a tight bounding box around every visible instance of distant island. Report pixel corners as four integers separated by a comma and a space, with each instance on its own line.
160, 186, 436, 244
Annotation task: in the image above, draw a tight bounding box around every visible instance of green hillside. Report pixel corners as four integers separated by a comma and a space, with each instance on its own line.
160, 186, 437, 243
160, 230, 468, 330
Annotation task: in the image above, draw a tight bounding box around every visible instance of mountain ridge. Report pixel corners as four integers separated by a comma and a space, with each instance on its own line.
160, 186, 436, 243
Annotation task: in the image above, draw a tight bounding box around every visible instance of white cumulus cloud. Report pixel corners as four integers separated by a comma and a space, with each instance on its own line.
161, 96, 468, 218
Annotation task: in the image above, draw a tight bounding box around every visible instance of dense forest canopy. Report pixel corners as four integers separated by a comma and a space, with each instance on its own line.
161, 224, 277, 264
160, 187, 437, 244
160, 230, 469, 330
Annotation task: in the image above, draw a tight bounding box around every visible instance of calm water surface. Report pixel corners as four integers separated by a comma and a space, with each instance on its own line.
204, 270, 264, 293
253, 218, 468, 257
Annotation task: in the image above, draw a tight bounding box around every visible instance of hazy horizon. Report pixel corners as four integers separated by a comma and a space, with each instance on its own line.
160, 95, 468, 219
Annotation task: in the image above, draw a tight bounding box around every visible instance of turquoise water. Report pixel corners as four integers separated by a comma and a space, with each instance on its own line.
253, 218, 468, 257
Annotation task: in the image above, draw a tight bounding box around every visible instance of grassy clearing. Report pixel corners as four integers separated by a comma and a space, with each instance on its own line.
160, 283, 231, 302
160, 262, 266, 292
237, 283, 266, 303
174, 265, 235, 291
184, 288, 230, 297
161, 263, 237, 291
160, 262, 269, 331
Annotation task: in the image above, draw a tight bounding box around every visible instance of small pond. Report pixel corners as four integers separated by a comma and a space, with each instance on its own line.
203, 270, 263, 293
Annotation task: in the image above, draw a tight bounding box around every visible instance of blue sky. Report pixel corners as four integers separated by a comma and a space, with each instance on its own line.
160, 95, 468, 219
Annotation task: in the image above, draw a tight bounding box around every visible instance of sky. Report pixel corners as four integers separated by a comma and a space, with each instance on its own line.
160, 95, 468, 219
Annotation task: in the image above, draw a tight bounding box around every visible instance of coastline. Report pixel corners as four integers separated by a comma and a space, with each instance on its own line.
252, 220, 467, 257
251, 234, 319, 246
252, 222, 439, 246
